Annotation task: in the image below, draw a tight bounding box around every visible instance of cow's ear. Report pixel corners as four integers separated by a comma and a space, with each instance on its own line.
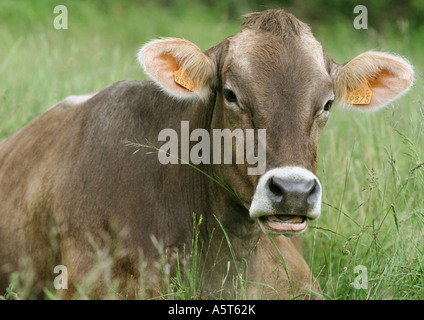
332, 51, 414, 111
138, 38, 216, 101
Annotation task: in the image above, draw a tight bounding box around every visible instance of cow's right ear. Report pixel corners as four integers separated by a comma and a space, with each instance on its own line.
332, 51, 414, 111
138, 38, 216, 101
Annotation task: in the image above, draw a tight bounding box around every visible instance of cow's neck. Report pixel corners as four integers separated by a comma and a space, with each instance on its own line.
179, 97, 262, 293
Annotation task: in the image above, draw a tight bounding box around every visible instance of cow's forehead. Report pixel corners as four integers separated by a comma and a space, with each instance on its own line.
225, 29, 328, 79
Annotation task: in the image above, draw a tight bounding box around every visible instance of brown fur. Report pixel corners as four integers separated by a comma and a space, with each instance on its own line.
241, 10, 311, 37
0, 9, 413, 300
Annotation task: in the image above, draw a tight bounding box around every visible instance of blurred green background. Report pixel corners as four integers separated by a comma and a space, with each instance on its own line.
1, 0, 423, 299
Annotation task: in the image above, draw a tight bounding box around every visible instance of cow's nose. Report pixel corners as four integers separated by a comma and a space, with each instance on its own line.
267, 176, 320, 213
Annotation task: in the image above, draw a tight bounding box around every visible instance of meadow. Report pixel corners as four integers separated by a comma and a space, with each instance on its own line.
0, 0, 423, 299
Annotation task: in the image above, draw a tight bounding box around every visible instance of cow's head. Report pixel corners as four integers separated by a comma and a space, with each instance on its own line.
138, 10, 413, 237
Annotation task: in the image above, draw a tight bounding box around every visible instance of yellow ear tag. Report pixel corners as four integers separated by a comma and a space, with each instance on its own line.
174, 66, 195, 92
347, 81, 372, 105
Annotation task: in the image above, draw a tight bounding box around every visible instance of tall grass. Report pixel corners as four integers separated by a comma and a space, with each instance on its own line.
305, 86, 424, 299
1, 1, 423, 299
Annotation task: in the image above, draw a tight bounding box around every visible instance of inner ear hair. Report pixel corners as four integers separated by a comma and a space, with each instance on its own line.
333, 51, 414, 110
138, 38, 216, 100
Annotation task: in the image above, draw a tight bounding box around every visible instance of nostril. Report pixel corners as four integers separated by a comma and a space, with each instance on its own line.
307, 179, 320, 204
307, 180, 317, 194
268, 177, 283, 197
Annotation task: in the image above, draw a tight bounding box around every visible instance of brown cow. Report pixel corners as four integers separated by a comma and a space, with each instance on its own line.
0, 10, 413, 299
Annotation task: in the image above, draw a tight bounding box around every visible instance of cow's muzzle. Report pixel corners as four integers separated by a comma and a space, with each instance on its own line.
249, 167, 322, 237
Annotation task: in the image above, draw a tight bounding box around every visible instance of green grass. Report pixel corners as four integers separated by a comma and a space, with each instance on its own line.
1, 1, 423, 300
306, 104, 424, 299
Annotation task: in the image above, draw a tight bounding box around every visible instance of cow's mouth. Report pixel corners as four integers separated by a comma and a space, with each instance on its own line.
258, 214, 307, 235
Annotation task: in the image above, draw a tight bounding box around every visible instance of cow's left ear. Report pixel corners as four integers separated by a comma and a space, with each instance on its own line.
138, 38, 216, 101
332, 51, 414, 111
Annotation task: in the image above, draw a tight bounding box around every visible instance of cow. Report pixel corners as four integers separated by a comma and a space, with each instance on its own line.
0, 9, 413, 299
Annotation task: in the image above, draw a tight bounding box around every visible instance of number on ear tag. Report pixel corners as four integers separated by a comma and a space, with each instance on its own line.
347, 81, 372, 105
174, 66, 195, 92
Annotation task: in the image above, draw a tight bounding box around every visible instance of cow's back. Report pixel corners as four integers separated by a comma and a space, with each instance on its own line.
0, 92, 78, 294
0, 80, 192, 297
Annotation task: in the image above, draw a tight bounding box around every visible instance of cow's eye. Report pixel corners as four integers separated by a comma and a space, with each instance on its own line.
224, 89, 238, 104
324, 100, 333, 111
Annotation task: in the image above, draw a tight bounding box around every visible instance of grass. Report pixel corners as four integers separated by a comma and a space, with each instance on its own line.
1, 1, 423, 300
306, 95, 424, 299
